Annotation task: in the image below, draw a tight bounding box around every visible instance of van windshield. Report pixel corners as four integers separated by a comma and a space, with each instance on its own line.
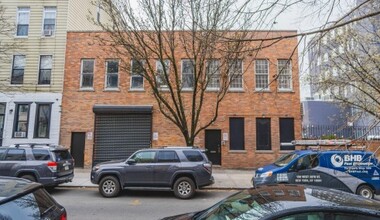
274, 153, 298, 167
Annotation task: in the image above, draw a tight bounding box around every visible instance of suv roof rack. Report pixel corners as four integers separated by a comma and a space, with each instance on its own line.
162, 146, 199, 149
13, 143, 53, 148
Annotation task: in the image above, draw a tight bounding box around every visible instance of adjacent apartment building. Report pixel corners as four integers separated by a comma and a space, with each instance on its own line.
0, 0, 68, 146
60, 4, 302, 168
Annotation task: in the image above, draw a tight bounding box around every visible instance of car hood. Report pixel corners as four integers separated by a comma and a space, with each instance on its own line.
256, 163, 280, 174
96, 159, 126, 167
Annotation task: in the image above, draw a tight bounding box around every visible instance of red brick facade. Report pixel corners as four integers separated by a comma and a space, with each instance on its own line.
60, 31, 301, 168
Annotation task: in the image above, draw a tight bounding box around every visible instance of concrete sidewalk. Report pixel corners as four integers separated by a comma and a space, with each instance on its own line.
61, 167, 254, 189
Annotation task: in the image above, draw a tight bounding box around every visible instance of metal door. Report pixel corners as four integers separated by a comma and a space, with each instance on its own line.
205, 130, 221, 165
70, 132, 85, 167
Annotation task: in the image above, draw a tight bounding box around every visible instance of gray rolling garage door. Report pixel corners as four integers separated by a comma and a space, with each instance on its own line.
92, 105, 152, 165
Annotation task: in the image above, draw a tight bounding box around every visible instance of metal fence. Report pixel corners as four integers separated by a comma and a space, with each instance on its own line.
302, 125, 380, 140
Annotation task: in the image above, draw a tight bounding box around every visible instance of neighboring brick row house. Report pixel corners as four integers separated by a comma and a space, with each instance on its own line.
59, 30, 301, 168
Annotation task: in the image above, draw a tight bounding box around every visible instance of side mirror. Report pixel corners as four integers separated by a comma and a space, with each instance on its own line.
127, 159, 136, 165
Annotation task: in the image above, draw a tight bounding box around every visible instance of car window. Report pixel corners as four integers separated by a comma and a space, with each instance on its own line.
5, 149, 26, 161
131, 151, 156, 163
293, 154, 319, 171
0, 188, 57, 219
32, 149, 51, 161
183, 150, 204, 162
157, 151, 179, 163
274, 153, 298, 167
0, 148, 6, 160
53, 150, 72, 161
333, 213, 380, 220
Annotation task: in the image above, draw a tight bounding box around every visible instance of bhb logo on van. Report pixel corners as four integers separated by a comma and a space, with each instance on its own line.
331, 154, 362, 167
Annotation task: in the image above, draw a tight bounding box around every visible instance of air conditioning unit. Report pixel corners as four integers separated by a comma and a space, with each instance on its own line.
14, 131, 26, 138
43, 29, 53, 36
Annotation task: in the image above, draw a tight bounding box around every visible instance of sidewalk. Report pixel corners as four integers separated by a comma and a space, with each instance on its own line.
61, 167, 254, 189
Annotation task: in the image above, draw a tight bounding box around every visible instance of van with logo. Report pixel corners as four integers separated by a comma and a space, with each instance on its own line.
252, 149, 380, 199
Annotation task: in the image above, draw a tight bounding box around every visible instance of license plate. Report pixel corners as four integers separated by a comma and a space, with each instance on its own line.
64, 166, 69, 170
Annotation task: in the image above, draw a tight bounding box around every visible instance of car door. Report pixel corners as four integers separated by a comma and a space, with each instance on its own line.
123, 151, 156, 187
0, 148, 26, 176
154, 150, 180, 186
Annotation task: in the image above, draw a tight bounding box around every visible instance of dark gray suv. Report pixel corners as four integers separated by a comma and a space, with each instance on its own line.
91, 147, 214, 199
0, 143, 74, 186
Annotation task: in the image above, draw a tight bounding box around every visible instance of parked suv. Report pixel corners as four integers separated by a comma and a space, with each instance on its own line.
0, 143, 74, 186
91, 147, 214, 199
0, 176, 67, 219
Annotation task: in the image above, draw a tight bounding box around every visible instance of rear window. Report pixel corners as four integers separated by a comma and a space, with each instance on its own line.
53, 150, 72, 161
183, 150, 204, 162
0, 188, 59, 219
32, 149, 51, 161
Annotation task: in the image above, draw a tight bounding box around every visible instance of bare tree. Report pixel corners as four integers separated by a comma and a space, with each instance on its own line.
0, 2, 17, 65
93, 0, 295, 146
308, 1, 380, 122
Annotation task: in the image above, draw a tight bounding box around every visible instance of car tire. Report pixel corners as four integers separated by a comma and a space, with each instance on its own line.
357, 185, 374, 199
173, 177, 195, 199
99, 176, 121, 198
20, 174, 36, 182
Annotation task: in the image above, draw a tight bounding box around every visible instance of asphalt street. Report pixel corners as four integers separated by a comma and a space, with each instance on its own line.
51, 187, 237, 220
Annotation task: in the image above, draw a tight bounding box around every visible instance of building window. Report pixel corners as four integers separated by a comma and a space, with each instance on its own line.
206, 59, 220, 90
131, 60, 144, 90
280, 118, 295, 151
16, 7, 29, 36
229, 59, 243, 90
80, 59, 94, 89
13, 104, 30, 138
42, 7, 56, 36
278, 59, 292, 90
256, 118, 271, 150
11, 55, 25, 84
38, 55, 52, 85
156, 59, 170, 89
105, 60, 119, 89
255, 60, 269, 90
230, 118, 245, 150
182, 59, 194, 90
34, 104, 51, 138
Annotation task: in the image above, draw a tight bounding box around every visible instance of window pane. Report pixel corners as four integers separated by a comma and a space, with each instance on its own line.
183, 151, 204, 162
107, 60, 118, 73
132, 151, 156, 163
156, 60, 170, 87
13, 55, 25, 68
229, 60, 242, 89
35, 104, 51, 138
106, 61, 118, 88
131, 60, 144, 75
40, 56, 52, 69
0, 192, 40, 218
32, 149, 51, 160
83, 60, 94, 73
17, 25, 28, 36
0, 103, 5, 114
207, 60, 220, 89
82, 74, 93, 87
256, 118, 271, 150
255, 60, 269, 89
230, 118, 245, 150
11, 69, 24, 84
81, 60, 94, 88
107, 74, 118, 88
38, 70, 51, 84
157, 151, 179, 162
278, 59, 292, 90
131, 76, 143, 88
182, 60, 194, 89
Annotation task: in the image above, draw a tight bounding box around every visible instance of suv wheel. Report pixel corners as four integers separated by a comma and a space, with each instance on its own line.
99, 176, 121, 198
173, 177, 195, 199
20, 174, 36, 182
357, 185, 374, 199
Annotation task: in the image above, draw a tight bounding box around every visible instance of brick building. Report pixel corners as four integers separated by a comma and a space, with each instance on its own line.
60, 31, 301, 168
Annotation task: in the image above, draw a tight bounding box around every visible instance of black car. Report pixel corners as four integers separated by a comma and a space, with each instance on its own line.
0, 176, 67, 219
91, 147, 214, 199
162, 184, 380, 220
0, 143, 74, 186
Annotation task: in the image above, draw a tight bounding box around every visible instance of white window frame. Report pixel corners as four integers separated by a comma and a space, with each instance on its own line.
156, 59, 170, 90
130, 59, 145, 91
181, 59, 194, 90
255, 59, 269, 91
228, 59, 243, 91
105, 59, 119, 90
206, 59, 220, 91
38, 55, 53, 85
42, 7, 56, 37
277, 59, 293, 91
80, 59, 95, 90
16, 7, 30, 37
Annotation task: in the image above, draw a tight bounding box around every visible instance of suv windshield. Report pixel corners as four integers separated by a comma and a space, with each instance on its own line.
274, 153, 298, 167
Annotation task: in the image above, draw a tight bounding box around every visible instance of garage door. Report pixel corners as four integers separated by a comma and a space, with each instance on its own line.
93, 105, 152, 165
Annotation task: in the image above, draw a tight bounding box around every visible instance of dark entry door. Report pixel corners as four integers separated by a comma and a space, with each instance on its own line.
71, 132, 85, 167
205, 130, 221, 165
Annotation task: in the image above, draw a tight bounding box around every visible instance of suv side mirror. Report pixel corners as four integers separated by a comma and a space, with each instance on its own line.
127, 159, 136, 165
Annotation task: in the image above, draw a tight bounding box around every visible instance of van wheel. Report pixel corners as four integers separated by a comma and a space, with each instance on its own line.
357, 185, 374, 199
173, 177, 195, 199
99, 176, 121, 198
20, 174, 36, 182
